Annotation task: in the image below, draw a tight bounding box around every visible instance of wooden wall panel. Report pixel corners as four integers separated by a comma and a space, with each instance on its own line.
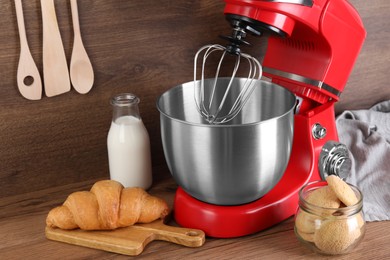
0, 0, 388, 197
335, 1, 390, 113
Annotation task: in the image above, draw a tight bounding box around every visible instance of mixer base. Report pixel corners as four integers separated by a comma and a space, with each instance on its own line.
173, 185, 299, 238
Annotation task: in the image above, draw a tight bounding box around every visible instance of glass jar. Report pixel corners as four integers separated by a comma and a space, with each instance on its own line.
107, 93, 152, 189
294, 180, 365, 255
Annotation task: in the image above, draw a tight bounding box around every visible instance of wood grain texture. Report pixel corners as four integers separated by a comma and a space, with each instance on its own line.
0, 178, 389, 259
335, 1, 390, 113
45, 219, 205, 256
0, 0, 389, 198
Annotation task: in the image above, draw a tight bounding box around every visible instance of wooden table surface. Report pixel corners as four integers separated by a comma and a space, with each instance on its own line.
1, 177, 389, 259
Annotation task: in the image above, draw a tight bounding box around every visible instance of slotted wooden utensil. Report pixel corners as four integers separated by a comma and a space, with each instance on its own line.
45, 218, 205, 256
15, 0, 42, 100
69, 0, 94, 94
41, 0, 71, 97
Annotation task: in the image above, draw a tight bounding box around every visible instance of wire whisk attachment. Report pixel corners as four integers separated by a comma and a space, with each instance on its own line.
193, 44, 262, 124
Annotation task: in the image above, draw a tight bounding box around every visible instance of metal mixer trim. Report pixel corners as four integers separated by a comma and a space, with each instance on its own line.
262, 0, 313, 7
263, 67, 341, 97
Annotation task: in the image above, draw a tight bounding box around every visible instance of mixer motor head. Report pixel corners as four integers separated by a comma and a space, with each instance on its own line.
223, 0, 366, 108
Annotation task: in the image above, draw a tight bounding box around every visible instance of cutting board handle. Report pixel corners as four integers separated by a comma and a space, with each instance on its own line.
137, 219, 205, 247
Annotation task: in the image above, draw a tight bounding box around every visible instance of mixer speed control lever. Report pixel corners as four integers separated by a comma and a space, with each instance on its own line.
319, 141, 352, 180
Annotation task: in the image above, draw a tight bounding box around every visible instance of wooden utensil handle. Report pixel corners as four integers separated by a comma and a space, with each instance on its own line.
70, 0, 81, 35
15, 0, 28, 44
136, 221, 205, 247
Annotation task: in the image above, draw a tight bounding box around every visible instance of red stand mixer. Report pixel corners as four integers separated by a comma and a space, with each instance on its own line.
169, 0, 366, 238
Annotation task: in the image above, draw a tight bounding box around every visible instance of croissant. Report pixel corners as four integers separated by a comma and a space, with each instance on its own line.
46, 180, 169, 230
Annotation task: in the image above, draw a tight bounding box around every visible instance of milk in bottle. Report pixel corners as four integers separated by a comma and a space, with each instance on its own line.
107, 93, 152, 189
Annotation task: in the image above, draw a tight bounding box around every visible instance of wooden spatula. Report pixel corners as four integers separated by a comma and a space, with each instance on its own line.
15, 0, 42, 100
41, 0, 71, 97
45, 218, 205, 256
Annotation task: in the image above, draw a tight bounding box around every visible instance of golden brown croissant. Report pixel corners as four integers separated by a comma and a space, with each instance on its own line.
46, 180, 169, 230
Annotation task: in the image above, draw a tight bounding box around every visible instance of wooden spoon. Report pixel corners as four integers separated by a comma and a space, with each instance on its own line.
69, 0, 94, 94
14, 0, 42, 100
41, 0, 71, 97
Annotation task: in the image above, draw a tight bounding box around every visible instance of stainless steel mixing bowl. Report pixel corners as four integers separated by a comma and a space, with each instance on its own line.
157, 78, 296, 205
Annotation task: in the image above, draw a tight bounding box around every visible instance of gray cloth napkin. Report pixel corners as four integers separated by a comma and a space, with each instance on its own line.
336, 100, 390, 222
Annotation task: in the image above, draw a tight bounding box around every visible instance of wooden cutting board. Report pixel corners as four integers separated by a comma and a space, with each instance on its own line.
45, 218, 205, 256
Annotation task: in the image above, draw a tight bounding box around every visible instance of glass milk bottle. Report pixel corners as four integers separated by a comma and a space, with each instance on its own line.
107, 93, 152, 189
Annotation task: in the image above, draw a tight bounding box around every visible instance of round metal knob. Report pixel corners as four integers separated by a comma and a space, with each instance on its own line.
319, 141, 352, 180
312, 123, 327, 139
